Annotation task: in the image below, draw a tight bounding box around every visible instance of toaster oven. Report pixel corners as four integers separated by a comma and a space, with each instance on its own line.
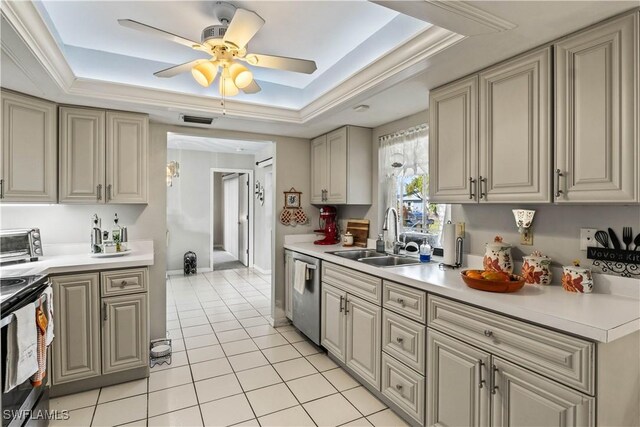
0, 229, 42, 265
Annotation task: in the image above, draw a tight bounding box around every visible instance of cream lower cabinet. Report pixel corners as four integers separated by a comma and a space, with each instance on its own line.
102, 293, 148, 374
321, 282, 381, 389
52, 273, 101, 385
284, 250, 294, 319
0, 90, 57, 203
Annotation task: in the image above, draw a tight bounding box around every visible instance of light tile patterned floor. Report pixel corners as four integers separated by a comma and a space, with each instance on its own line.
49, 268, 409, 427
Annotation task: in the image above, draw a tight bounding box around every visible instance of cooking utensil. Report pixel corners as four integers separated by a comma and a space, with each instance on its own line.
622, 227, 632, 250
608, 228, 621, 250
594, 230, 609, 248
634, 233, 640, 251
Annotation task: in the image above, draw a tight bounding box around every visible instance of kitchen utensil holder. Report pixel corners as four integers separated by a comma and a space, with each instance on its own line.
586, 247, 640, 278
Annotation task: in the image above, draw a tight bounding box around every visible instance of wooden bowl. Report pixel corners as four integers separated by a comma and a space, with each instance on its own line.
461, 270, 526, 293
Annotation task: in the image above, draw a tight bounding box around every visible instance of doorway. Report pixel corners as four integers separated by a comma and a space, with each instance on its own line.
211, 168, 254, 271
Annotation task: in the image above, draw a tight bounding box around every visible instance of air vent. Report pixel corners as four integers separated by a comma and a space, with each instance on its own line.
181, 114, 215, 125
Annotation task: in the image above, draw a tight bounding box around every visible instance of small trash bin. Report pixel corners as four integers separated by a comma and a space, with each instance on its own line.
184, 251, 197, 275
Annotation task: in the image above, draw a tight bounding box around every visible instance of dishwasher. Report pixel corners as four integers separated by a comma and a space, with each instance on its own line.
290, 251, 321, 345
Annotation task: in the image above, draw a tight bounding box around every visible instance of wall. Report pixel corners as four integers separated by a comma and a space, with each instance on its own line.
254, 145, 274, 274
0, 123, 168, 340
166, 148, 256, 271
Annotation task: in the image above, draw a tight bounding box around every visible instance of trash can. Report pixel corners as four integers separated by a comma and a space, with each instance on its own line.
184, 251, 197, 275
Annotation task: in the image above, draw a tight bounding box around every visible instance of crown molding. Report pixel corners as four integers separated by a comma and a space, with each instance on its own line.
2, 0, 464, 125
426, 1, 517, 33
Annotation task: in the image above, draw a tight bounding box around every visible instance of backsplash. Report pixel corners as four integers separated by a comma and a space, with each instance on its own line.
452, 204, 640, 272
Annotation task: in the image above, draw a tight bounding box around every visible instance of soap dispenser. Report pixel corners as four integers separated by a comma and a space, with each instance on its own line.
376, 234, 385, 253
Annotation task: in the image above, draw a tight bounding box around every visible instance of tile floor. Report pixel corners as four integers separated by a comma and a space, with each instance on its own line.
49, 268, 409, 427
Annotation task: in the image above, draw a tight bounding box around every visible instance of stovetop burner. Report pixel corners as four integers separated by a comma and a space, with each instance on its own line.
0, 275, 48, 314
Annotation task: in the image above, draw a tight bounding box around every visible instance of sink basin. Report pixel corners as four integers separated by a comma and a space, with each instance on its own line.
327, 250, 383, 260
358, 256, 422, 268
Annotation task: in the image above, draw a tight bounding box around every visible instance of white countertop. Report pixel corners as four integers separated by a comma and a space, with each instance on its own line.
284, 241, 640, 343
0, 241, 154, 277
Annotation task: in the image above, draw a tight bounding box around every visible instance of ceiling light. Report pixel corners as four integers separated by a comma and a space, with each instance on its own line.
229, 63, 253, 89
219, 68, 239, 96
191, 61, 218, 87
353, 104, 370, 112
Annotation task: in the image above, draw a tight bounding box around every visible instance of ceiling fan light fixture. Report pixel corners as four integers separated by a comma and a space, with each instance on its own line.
229, 63, 253, 89
191, 61, 218, 87
219, 72, 239, 96
245, 54, 259, 65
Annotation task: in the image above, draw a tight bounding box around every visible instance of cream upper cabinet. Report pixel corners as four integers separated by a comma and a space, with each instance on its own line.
60, 107, 149, 204
555, 13, 639, 203
429, 75, 478, 203
310, 126, 372, 205
1, 90, 57, 203
59, 107, 106, 203
310, 135, 327, 204
106, 111, 148, 203
479, 47, 552, 203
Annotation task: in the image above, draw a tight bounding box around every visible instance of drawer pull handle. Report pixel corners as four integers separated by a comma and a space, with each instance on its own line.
484, 330, 493, 337
120, 280, 128, 287
396, 337, 404, 344
478, 361, 485, 389
396, 298, 405, 307
339, 295, 344, 313
103, 302, 108, 321
344, 300, 349, 315
492, 365, 499, 395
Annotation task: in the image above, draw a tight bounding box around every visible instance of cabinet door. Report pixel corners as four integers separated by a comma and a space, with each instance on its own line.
284, 251, 294, 319
555, 13, 638, 203
310, 135, 327, 204
321, 283, 346, 362
346, 294, 381, 389
479, 47, 551, 203
429, 75, 479, 203
52, 273, 101, 384
102, 293, 148, 374
0, 91, 57, 203
427, 329, 490, 427
59, 107, 106, 203
106, 111, 148, 204
492, 357, 594, 427
326, 127, 348, 204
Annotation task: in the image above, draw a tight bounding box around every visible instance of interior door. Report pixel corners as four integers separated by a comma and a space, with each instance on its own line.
238, 173, 249, 266
222, 175, 239, 260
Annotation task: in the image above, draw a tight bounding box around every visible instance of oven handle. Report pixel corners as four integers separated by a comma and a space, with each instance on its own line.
0, 285, 50, 329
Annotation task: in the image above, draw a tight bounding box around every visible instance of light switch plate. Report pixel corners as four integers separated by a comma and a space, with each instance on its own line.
456, 222, 465, 238
580, 228, 598, 251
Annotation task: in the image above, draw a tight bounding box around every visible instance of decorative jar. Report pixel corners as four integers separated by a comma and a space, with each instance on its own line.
521, 251, 552, 285
483, 236, 513, 274
562, 263, 593, 294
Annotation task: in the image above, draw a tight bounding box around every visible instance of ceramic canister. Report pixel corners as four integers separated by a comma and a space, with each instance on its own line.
342, 232, 354, 246
483, 239, 513, 274
521, 255, 552, 285
562, 266, 593, 294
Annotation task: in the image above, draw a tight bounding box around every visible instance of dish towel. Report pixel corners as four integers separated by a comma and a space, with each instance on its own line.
4, 303, 39, 392
43, 286, 54, 346
294, 260, 308, 294
31, 306, 49, 387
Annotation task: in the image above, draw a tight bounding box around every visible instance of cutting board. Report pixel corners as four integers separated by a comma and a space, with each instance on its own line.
346, 219, 370, 248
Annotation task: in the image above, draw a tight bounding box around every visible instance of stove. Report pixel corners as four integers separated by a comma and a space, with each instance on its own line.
0, 275, 48, 313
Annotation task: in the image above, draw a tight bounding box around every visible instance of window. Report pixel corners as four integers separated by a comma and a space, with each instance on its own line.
379, 124, 448, 248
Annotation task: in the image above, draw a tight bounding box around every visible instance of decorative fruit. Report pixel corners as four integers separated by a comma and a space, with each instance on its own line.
482, 271, 510, 282
466, 270, 484, 280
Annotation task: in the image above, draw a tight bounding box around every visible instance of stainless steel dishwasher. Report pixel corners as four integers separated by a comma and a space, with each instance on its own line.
290, 251, 321, 345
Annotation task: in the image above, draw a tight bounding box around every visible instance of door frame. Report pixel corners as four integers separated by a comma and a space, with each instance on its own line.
210, 167, 254, 270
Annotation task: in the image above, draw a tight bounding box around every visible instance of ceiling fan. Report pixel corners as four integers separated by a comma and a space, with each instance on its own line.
118, 2, 317, 96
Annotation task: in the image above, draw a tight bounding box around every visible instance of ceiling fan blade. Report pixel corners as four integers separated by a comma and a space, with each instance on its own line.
248, 54, 317, 74
223, 9, 265, 49
154, 59, 207, 78
118, 19, 204, 50
242, 80, 262, 94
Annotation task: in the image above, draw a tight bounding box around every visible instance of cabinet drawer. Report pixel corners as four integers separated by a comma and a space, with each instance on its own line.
382, 281, 426, 323
381, 353, 425, 425
101, 268, 147, 296
382, 310, 425, 374
427, 295, 594, 394
322, 262, 381, 304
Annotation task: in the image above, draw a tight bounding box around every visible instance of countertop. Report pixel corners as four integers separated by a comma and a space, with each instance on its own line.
0, 241, 154, 277
284, 241, 640, 343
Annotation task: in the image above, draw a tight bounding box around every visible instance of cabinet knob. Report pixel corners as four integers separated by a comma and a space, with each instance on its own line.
396, 298, 405, 307
396, 337, 404, 344
395, 384, 403, 390
483, 330, 493, 337
120, 280, 128, 287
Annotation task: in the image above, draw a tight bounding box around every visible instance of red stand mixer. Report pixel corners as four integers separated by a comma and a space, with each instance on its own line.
314, 206, 340, 245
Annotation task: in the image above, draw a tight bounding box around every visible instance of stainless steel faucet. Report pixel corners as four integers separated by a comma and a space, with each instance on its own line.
382, 207, 404, 254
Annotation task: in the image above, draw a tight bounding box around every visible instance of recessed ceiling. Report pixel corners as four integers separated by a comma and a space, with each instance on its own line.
167, 133, 271, 154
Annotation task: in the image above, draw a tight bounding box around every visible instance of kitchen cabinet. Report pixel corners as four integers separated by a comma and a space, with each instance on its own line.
430, 47, 552, 203
59, 106, 148, 204
51, 273, 101, 385
102, 293, 148, 374
284, 250, 294, 319
0, 90, 57, 203
554, 12, 639, 203
321, 278, 381, 389
310, 126, 372, 205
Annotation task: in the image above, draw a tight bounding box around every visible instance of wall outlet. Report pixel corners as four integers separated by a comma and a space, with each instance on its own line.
456, 222, 465, 238
521, 230, 533, 245
580, 228, 598, 251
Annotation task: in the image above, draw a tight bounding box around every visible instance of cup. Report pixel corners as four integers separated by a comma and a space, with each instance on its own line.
562, 266, 593, 294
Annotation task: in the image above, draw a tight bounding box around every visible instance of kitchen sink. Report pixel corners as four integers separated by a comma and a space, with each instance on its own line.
327, 249, 382, 260
357, 256, 422, 268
